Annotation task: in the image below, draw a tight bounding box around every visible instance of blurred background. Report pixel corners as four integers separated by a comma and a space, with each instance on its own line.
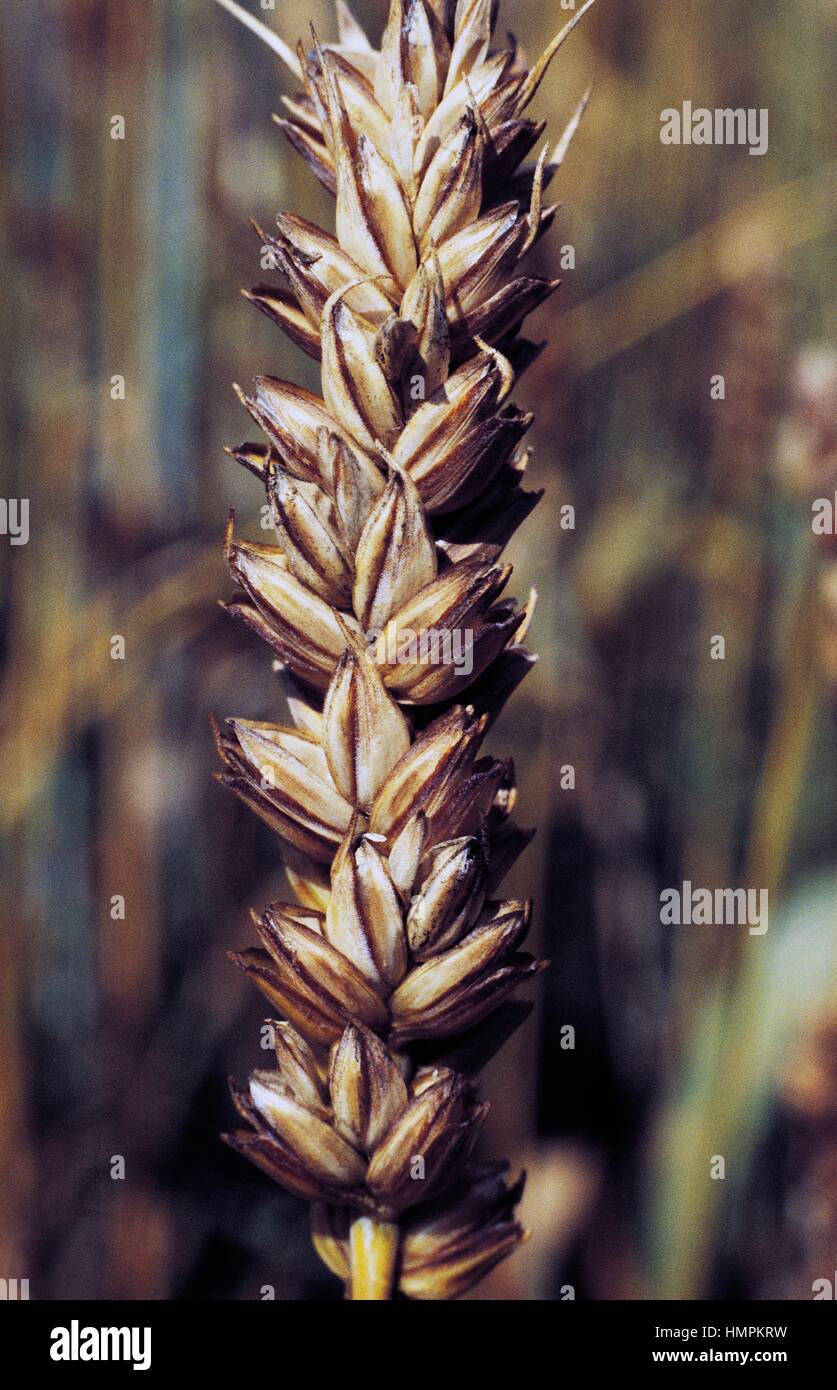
1, 0, 835, 1300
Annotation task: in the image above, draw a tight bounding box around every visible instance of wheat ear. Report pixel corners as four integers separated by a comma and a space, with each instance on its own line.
214, 0, 593, 1301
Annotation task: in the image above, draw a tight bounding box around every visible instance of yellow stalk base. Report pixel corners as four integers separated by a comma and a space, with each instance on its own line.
349, 1216, 400, 1301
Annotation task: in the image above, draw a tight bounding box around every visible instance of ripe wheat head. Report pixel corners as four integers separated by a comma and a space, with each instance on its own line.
213, 0, 594, 1300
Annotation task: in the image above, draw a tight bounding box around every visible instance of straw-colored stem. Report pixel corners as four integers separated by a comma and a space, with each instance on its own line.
649, 555, 822, 1298
349, 1216, 400, 1301
746, 558, 821, 899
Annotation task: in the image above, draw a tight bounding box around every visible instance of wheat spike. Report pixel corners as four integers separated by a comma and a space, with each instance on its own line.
215, 0, 593, 1300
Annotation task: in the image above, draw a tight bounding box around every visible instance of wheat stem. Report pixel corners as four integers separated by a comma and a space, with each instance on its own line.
348, 1216, 400, 1301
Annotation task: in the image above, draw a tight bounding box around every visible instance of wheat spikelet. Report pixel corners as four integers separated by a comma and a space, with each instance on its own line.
214, 0, 594, 1300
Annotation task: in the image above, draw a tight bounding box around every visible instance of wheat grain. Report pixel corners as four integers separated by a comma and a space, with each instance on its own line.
214, 0, 593, 1300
